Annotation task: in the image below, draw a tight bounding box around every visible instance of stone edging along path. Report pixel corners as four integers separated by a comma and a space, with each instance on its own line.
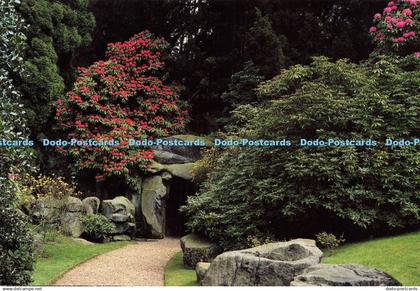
54, 237, 180, 286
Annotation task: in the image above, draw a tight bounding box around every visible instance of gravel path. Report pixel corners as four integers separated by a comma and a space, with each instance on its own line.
54, 237, 181, 286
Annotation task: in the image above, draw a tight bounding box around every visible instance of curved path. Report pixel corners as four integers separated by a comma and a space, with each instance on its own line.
54, 237, 180, 286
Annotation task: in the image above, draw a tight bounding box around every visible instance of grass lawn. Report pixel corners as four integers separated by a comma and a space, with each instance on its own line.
32, 235, 132, 285
323, 231, 420, 286
164, 251, 198, 286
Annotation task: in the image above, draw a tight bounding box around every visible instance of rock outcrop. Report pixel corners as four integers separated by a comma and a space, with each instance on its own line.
82, 196, 100, 214
201, 239, 323, 286
101, 196, 136, 235
141, 176, 167, 238
196, 262, 211, 284
61, 197, 84, 237
180, 233, 222, 268
291, 264, 401, 286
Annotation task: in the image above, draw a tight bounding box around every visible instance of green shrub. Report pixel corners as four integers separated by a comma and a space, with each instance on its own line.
183, 56, 419, 250
0, 180, 35, 285
81, 214, 116, 242
315, 232, 345, 250
0, 0, 35, 285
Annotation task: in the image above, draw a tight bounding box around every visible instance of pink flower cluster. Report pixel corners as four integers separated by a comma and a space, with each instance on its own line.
369, 0, 418, 54
393, 31, 416, 42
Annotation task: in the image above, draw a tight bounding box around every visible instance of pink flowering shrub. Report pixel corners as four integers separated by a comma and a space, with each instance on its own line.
370, 0, 419, 55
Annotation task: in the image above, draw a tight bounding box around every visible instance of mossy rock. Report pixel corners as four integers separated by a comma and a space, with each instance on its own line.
112, 234, 132, 241
141, 176, 167, 238
180, 233, 222, 268
165, 163, 196, 180
196, 262, 211, 285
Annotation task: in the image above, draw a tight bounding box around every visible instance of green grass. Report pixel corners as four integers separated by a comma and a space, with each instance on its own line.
32, 235, 132, 285
164, 251, 198, 286
323, 231, 420, 286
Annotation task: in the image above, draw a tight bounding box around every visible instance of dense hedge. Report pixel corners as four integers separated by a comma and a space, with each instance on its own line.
0, 0, 35, 284
183, 56, 420, 250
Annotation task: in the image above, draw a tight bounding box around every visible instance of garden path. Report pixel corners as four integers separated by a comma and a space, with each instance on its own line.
54, 237, 180, 286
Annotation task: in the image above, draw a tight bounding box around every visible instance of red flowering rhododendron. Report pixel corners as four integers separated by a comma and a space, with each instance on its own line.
370, 0, 419, 55
55, 31, 188, 181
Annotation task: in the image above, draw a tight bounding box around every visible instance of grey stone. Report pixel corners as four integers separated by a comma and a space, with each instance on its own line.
291, 264, 401, 286
101, 196, 135, 220
72, 238, 95, 245
33, 233, 44, 254
153, 150, 193, 164
201, 239, 323, 286
130, 178, 143, 225
101, 196, 136, 235
180, 233, 222, 268
111, 213, 130, 222
149, 160, 165, 174
112, 234, 132, 241
115, 222, 135, 236
161, 171, 172, 181
196, 262, 211, 284
165, 163, 196, 180
141, 176, 167, 238
60, 212, 83, 237
31, 200, 60, 224
82, 197, 100, 214
64, 197, 84, 212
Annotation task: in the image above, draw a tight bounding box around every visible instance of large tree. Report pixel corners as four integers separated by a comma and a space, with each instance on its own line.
18, 0, 95, 140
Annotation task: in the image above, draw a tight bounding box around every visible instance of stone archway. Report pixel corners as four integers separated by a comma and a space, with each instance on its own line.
138, 135, 207, 238
139, 164, 196, 239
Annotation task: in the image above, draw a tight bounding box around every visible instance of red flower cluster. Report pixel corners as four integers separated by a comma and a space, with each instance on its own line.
55, 31, 189, 181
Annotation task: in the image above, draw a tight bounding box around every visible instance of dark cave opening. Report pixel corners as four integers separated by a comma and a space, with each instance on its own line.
165, 177, 195, 237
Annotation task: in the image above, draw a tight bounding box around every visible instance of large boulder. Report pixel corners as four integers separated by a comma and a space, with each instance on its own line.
61, 197, 84, 237
151, 135, 209, 164
180, 233, 222, 268
31, 200, 60, 224
64, 196, 84, 212
141, 175, 167, 238
101, 196, 135, 235
291, 264, 401, 286
201, 239, 323, 286
102, 196, 135, 220
60, 211, 83, 237
82, 197, 100, 214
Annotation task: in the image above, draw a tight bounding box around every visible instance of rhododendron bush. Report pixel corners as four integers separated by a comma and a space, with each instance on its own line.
370, 0, 419, 55
56, 31, 188, 182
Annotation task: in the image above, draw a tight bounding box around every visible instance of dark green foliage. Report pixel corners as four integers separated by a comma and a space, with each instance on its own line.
0, 1, 35, 284
245, 9, 287, 78
315, 232, 345, 250
80, 0, 386, 132
0, 181, 35, 285
81, 214, 116, 242
221, 61, 264, 110
183, 56, 419, 250
18, 0, 95, 138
